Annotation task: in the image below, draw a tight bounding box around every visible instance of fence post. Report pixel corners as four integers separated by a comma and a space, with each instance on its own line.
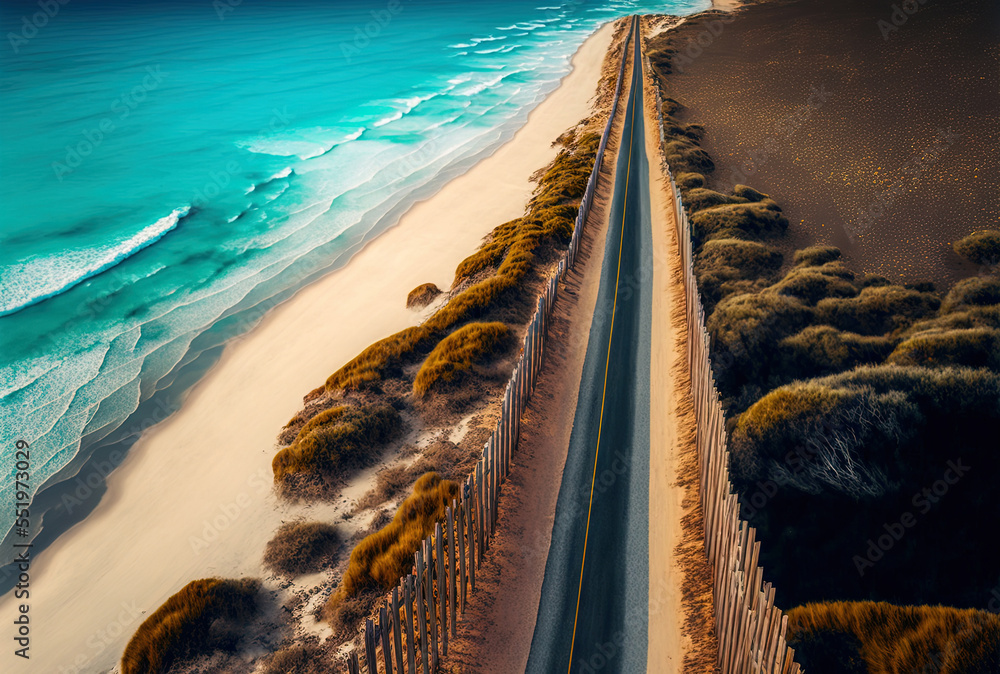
415, 550, 429, 674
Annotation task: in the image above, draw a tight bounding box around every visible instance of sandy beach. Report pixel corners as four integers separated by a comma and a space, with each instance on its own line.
0, 22, 615, 673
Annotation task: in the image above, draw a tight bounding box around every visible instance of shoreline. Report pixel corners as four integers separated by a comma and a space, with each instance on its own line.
0, 23, 617, 673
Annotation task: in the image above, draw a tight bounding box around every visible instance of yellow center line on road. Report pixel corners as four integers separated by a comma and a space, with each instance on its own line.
566, 16, 639, 673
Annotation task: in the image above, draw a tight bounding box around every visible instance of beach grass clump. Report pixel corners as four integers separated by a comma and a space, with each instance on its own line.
413, 321, 509, 396
663, 138, 714, 174
730, 380, 917, 497
263, 522, 340, 577
780, 325, 896, 377
787, 601, 1000, 674
695, 238, 782, 310
794, 245, 842, 268
732, 184, 767, 202
953, 229, 1000, 267
326, 472, 458, 616
683, 187, 748, 213
815, 285, 940, 335
675, 172, 705, 191
406, 282, 441, 309
767, 264, 858, 305
690, 200, 789, 241
707, 291, 814, 394
886, 327, 1000, 370
272, 404, 402, 485
263, 645, 328, 674
121, 578, 259, 674
941, 275, 1000, 312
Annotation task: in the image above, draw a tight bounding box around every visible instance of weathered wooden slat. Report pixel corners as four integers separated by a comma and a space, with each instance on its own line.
364, 619, 377, 674
424, 537, 438, 670
391, 585, 404, 674
448, 503, 458, 636
404, 576, 416, 674
435, 522, 448, 657
415, 550, 429, 674
379, 604, 393, 674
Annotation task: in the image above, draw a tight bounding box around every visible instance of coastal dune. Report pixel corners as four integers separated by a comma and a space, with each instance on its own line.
0, 23, 616, 673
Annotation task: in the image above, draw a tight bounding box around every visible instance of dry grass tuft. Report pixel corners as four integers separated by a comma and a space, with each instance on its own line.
121, 578, 259, 674
407, 282, 442, 309
413, 322, 509, 396
272, 404, 402, 487
263, 521, 341, 577
787, 601, 1000, 674
326, 472, 459, 619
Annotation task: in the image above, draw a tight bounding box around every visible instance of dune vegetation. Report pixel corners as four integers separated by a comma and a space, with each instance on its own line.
121, 578, 259, 674
413, 321, 509, 396
649, 32, 1000, 667
787, 602, 1000, 674
325, 472, 458, 622
272, 404, 402, 492
406, 282, 441, 309
273, 129, 600, 495
953, 229, 1000, 267
263, 521, 341, 577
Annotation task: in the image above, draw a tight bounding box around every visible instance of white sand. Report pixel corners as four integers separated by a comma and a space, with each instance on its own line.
0, 23, 616, 674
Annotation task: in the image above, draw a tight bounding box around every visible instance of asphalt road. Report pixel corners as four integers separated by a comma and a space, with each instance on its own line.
526, 16, 654, 674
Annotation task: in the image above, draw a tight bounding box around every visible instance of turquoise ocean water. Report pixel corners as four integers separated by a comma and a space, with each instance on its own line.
0, 0, 704, 568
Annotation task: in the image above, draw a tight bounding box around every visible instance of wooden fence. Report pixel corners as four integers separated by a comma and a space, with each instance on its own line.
342, 16, 638, 674
647, 53, 805, 674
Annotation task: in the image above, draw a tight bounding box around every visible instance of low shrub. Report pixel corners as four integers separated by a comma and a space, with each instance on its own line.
690, 200, 789, 241
779, 325, 895, 377
942, 275, 1000, 312
263, 645, 329, 674
767, 264, 858, 305
953, 229, 1000, 266
905, 304, 1000, 335
663, 137, 715, 174
414, 321, 509, 396
675, 171, 704, 191
406, 283, 441, 309
787, 601, 1000, 674
815, 285, 940, 335
264, 522, 341, 577
794, 245, 842, 267
887, 327, 1000, 370
732, 184, 767, 202
272, 405, 402, 484
696, 238, 782, 311
707, 291, 814, 396
683, 187, 748, 213
326, 472, 459, 613
121, 578, 259, 674
730, 381, 916, 497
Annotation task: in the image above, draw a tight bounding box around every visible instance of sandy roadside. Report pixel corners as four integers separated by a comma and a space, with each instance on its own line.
0, 23, 616, 674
